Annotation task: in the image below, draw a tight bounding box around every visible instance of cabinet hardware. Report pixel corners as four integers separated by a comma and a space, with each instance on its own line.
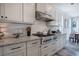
11, 47, 21, 50
32, 42, 38, 44
52, 42, 55, 45
44, 54, 48, 56
43, 46, 48, 48
5, 16, 7, 18
1, 16, 3, 18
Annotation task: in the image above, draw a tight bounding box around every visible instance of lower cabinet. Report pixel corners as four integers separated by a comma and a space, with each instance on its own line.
3, 43, 26, 56
0, 47, 3, 56
40, 35, 66, 56
56, 35, 66, 51
5, 50, 26, 56
0, 35, 65, 56
56, 35, 66, 52
40, 42, 56, 56
27, 40, 40, 56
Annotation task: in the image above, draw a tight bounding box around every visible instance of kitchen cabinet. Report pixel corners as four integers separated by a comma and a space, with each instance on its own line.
5, 50, 26, 56
27, 40, 40, 56
0, 3, 35, 23
4, 3, 22, 22
40, 34, 66, 56
41, 44, 50, 56
3, 42, 26, 56
23, 3, 35, 24
48, 42, 57, 56
41, 41, 56, 56
0, 4, 5, 19
0, 3, 22, 22
0, 47, 3, 56
56, 35, 66, 51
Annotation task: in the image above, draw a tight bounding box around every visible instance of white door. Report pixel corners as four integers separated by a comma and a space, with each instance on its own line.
0, 47, 3, 56
4, 3, 22, 22
0, 3, 5, 19
27, 40, 40, 56
5, 50, 26, 56
56, 35, 66, 51
27, 46, 40, 56
23, 3, 35, 24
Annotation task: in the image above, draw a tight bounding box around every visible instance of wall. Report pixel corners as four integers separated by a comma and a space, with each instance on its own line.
31, 20, 48, 33
0, 20, 48, 37
0, 20, 48, 35
0, 23, 32, 38
48, 4, 71, 40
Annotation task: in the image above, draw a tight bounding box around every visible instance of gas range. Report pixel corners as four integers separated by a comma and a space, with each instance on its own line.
32, 33, 57, 45
41, 36, 57, 45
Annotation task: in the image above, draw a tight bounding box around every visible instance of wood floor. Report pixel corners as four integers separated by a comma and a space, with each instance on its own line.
54, 40, 79, 56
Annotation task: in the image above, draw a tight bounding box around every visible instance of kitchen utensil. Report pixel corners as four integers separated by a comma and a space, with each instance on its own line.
12, 33, 20, 38
0, 32, 4, 39
26, 27, 31, 36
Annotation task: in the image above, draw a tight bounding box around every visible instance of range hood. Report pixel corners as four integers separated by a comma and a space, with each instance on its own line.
35, 3, 54, 22
35, 11, 54, 22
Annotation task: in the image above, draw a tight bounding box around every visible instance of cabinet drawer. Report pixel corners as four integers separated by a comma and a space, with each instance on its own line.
4, 50, 26, 56
41, 42, 56, 49
42, 53, 49, 56
3, 43, 26, 54
41, 42, 56, 56
0, 47, 3, 56
27, 46, 40, 56
27, 40, 40, 47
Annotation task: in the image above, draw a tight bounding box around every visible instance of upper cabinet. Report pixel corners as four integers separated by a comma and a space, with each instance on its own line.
23, 3, 35, 24
0, 3, 35, 24
0, 4, 5, 19
0, 3, 22, 22
4, 3, 22, 22
0, 47, 3, 56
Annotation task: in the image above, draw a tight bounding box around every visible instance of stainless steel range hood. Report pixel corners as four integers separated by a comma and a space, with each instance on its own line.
35, 3, 54, 22
35, 11, 54, 22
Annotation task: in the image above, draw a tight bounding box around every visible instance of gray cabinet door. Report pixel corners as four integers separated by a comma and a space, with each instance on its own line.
0, 47, 3, 56
23, 3, 35, 23
4, 50, 26, 56
27, 40, 40, 56
4, 3, 22, 22
0, 3, 5, 19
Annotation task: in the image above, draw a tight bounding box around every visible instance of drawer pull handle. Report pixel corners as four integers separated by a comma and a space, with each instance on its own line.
1, 16, 3, 18
52, 43, 55, 45
11, 47, 21, 50
44, 54, 48, 56
32, 42, 38, 44
44, 46, 48, 48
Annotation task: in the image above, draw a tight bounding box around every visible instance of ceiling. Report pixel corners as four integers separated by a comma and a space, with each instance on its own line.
53, 3, 79, 17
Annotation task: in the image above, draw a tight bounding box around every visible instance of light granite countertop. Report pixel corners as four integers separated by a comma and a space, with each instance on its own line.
0, 34, 66, 47
0, 36, 41, 47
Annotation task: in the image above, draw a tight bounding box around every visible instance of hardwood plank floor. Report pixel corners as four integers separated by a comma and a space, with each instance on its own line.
54, 40, 79, 56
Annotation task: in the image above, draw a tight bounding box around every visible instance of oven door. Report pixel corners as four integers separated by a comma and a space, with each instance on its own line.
42, 36, 53, 45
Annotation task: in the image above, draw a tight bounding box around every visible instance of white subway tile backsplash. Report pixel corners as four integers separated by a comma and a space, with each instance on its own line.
0, 20, 48, 36
31, 20, 48, 33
